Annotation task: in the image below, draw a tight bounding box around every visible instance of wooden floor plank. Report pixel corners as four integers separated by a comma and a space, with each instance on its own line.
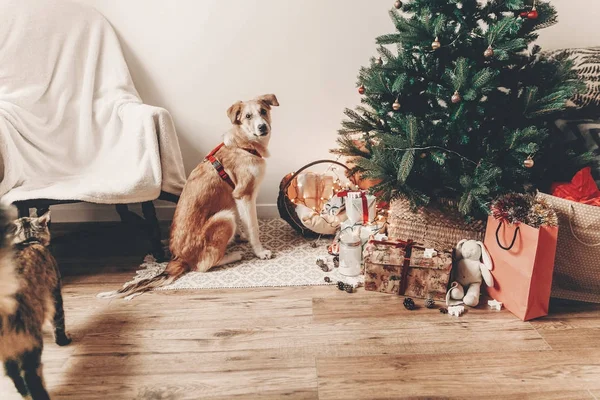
316, 350, 600, 400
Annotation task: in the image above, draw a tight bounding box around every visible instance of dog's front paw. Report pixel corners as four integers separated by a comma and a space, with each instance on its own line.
255, 249, 273, 260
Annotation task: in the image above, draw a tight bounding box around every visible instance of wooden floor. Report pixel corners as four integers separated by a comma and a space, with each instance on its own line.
2, 222, 600, 400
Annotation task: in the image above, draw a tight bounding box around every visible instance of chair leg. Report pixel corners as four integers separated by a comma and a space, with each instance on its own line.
17, 204, 29, 218
36, 207, 50, 217
142, 201, 166, 262
115, 204, 130, 223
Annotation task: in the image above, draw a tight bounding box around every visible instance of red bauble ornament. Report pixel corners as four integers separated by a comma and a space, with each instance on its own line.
358, 85, 366, 95
519, 11, 528, 18
527, 8, 538, 19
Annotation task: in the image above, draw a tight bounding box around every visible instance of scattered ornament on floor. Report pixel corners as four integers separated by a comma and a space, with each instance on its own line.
451, 90, 462, 104
448, 305, 465, 317
403, 297, 416, 310
527, 7, 538, 20
484, 45, 494, 58
439, 307, 448, 314
309, 241, 318, 248
524, 156, 534, 168
358, 85, 366, 95
316, 258, 329, 272
376, 57, 383, 65
432, 37, 441, 50
324, 277, 331, 283
488, 299, 503, 311
328, 243, 340, 256
333, 256, 339, 268
425, 298, 436, 309
392, 99, 401, 111
337, 281, 346, 291
394, 0, 402, 10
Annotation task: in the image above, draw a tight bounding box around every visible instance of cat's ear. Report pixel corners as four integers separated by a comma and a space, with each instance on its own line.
38, 211, 51, 227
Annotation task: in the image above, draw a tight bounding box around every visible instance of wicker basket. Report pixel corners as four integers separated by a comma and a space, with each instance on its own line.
277, 159, 356, 237
387, 198, 486, 251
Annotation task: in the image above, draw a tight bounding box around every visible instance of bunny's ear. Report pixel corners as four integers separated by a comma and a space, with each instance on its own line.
456, 239, 467, 250
477, 241, 493, 271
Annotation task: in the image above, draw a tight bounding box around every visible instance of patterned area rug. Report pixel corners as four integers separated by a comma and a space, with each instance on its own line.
127, 219, 357, 291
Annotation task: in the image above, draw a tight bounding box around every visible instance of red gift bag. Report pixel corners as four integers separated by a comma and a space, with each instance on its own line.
484, 216, 559, 321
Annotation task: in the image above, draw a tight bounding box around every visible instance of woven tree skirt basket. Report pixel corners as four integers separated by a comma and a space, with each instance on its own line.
387, 198, 486, 251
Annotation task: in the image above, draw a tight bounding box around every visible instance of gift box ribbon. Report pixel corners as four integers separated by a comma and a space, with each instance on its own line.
338, 190, 371, 224
366, 239, 414, 295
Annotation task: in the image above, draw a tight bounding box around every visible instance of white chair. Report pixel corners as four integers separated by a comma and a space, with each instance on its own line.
0, 0, 187, 259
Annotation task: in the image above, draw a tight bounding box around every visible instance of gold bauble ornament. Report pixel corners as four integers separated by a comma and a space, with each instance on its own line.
432, 37, 441, 50
524, 157, 535, 168
420, 152, 427, 159
394, 0, 403, 9
451, 91, 462, 104
392, 100, 401, 111
484, 45, 494, 58
376, 57, 383, 65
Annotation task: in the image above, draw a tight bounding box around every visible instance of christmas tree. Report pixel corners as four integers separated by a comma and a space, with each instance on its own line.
338, 0, 593, 217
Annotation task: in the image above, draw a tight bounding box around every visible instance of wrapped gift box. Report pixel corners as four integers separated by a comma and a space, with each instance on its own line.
403, 247, 453, 300
363, 239, 413, 294
346, 191, 377, 225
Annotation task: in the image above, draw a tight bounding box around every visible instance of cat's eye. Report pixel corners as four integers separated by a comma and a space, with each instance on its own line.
245, 113, 252, 119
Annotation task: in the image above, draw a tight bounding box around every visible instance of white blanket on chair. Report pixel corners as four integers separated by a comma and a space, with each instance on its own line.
0, 0, 187, 204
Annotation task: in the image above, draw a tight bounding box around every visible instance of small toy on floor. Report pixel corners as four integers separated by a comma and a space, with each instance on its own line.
316, 257, 329, 272
488, 299, 503, 311
336, 281, 355, 293
448, 305, 465, 317
403, 297, 416, 310
425, 298, 436, 309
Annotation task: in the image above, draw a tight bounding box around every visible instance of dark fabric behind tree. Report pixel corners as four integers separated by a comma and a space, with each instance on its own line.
337, 0, 594, 218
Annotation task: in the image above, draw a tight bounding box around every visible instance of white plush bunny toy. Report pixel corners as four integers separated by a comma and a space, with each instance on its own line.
446, 240, 494, 307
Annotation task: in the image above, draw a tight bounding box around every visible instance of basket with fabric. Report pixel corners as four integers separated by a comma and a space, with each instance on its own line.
277, 160, 358, 237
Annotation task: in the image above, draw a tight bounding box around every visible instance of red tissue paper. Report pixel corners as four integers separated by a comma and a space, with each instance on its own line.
551, 167, 600, 207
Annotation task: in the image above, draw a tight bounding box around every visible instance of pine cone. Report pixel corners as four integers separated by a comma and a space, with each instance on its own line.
425, 298, 436, 309
439, 307, 448, 314
337, 281, 346, 291
403, 297, 416, 310
344, 284, 354, 293
333, 256, 339, 268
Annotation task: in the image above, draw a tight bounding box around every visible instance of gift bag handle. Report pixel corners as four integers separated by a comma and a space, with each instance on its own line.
495, 222, 520, 251
568, 204, 600, 247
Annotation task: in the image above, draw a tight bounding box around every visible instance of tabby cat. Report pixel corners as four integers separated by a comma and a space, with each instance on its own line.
0, 207, 71, 400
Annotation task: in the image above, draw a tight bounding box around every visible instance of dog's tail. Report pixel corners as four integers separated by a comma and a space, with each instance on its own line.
97, 259, 188, 300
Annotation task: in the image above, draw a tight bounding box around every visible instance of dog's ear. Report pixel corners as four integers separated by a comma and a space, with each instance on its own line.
256, 94, 279, 108
227, 101, 244, 124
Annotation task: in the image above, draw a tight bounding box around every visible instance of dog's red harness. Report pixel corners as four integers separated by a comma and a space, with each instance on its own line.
204, 143, 262, 189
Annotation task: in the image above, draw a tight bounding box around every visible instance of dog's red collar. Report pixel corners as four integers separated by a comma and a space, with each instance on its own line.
204, 143, 262, 189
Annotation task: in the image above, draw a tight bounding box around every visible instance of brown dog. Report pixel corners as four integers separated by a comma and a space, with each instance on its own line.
99, 94, 279, 299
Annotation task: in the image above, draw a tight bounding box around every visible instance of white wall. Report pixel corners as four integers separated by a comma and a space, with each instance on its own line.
54, 0, 600, 221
